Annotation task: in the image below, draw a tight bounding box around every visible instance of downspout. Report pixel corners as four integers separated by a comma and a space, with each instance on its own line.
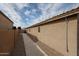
77, 13, 79, 55
65, 17, 69, 53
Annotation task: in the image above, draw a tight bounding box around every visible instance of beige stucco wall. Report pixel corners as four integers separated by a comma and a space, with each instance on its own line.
0, 13, 13, 29
26, 15, 77, 56
67, 17, 77, 56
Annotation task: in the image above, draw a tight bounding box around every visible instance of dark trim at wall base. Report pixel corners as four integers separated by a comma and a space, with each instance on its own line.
77, 13, 79, 56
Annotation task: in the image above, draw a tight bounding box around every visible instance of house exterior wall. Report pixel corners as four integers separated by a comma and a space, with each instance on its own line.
26, 15, 77, 56
67, 16, 77, 55
0, 13, 13, 29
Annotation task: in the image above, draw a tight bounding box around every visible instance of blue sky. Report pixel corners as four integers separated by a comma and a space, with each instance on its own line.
0, 3, 79, 28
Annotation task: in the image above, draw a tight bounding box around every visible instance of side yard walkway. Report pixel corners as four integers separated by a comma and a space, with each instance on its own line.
10, 34, 26, 56
22, 33, 47, 56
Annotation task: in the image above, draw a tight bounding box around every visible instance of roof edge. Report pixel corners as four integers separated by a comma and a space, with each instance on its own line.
0, 11, 13, 24
26, 7, 79, 29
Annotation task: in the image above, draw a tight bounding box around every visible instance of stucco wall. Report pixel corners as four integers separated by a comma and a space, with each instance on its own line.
0, 13, 13, 29
26, 15, 77, 56
67, 17, 77, 56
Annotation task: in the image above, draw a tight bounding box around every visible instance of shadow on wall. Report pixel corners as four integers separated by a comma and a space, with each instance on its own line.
26, 32, 63, 56
27, 33, 39, 43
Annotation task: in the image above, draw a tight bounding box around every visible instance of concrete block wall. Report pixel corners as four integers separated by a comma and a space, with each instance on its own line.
26, 15, 78, 56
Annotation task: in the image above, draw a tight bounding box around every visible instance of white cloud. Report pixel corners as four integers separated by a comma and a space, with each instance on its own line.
24, 4, 64, 27
25, 18, 29, 21
0, 3, 23, 27
25, 10, 31, 16
0, 4, 3, 10
32, 9, 37, 13
26, 3, 79, 28
0, 3, 79, 28
15, 3, 28, 10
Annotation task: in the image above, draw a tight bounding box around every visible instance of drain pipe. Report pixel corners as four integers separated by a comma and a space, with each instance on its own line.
65, 17, 69, 52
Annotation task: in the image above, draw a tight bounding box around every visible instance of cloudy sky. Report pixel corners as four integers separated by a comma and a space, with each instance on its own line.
0, 3, 79, 28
